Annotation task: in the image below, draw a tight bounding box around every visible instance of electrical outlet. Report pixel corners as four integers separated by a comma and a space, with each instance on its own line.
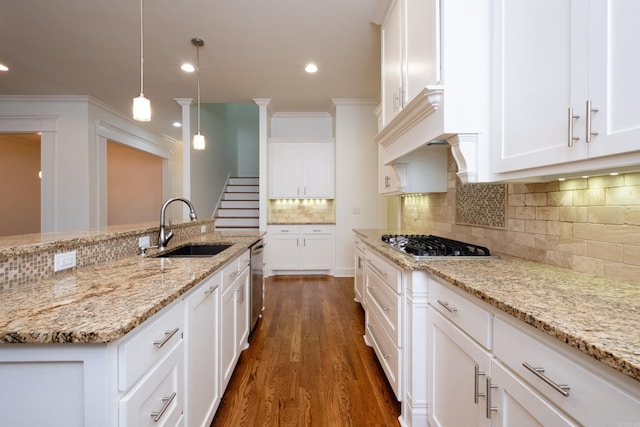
54, 251, 77, 272
138, 236, 150, 248
412, 208, 418, 220
201, 225, 207, 234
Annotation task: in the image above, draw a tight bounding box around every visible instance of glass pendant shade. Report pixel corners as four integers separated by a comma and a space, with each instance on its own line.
193, 132, 205, 150
133, 94, 151, 122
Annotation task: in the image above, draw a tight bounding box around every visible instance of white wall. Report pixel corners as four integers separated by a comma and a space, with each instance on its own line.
0, 96, 178, 233
332, 100, 379, 276
270, 112, 333, 137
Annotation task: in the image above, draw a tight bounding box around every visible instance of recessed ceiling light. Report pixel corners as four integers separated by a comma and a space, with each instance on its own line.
305, 63, 318, 73
0, 64, 8, 71
181, 63, 195, 73
172, 122, 182, 127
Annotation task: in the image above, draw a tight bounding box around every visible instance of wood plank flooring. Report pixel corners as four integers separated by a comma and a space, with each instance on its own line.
211, 275, 401, 426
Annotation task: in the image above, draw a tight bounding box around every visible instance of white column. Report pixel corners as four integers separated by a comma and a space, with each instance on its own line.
253, 98, 271, 233
175, 98, 193, 199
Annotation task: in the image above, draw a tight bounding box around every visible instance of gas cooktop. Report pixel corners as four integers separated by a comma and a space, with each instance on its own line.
381, 234, 492, 259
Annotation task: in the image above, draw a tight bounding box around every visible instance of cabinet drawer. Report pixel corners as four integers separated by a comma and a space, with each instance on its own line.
237, 249, 250, 272
365, 269, 401, 345
494, 317, 640, 426
221, 258, 240, 293
365, 250, 402, 294
119, 341, 184, 427
429, 276, 492, 350
269, 225, 301, 234
366, 310, 401, 399
301, 224, 333, 234
118, 301, 184, 391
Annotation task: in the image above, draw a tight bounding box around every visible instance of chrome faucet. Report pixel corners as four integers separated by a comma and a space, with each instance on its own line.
158, 197, 198, 250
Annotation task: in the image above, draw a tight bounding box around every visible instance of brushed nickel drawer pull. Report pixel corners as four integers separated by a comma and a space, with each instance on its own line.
474, 364, 486, 404
568, 107, 580, 147
204, 286, 216, 295
367, 286, 391, 311
153, 327, 179, 348
437, 299, 458, 314
586, 99, 599, 143
150, 391, 176, 422
368, 262, 388, 277
523, 362, 570, 396
486, 377, 498, 419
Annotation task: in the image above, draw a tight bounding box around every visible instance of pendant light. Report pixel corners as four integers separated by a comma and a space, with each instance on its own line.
192, 38, 205, 150
133, 0, 151, 121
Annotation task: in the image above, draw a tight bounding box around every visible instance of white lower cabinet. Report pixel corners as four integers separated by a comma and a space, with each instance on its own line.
489, 359, 577, 427
268, 225, 334, 274
428, 303, 492, 427
493, 316, 640, 427
119, 342, 185, 427
184, 272, 220, 427
353, 236, 365, 304
220, 252, 251, 393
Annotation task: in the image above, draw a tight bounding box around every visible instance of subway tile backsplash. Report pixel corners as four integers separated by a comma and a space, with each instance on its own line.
401, 152, 640, 285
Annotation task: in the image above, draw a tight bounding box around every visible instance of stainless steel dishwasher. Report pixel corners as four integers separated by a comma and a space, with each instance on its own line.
250, 240, 264, 332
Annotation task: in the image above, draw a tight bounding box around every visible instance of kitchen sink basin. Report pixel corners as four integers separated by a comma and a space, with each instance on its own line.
155, 243, 232, 258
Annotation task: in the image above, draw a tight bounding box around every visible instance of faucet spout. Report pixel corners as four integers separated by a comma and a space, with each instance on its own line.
158, 197, 198, 250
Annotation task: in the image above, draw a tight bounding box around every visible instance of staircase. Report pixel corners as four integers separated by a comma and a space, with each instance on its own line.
214, 176, 259, 232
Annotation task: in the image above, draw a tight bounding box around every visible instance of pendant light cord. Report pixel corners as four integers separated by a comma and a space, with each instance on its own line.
197, 43, 201, 133
139, 0, 144, 95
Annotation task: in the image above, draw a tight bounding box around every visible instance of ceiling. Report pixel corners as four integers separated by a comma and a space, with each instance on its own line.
0, 0, 383, 141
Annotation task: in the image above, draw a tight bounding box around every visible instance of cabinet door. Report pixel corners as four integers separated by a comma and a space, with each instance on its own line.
300, 234, 333, 270
220, 284, 237, 392
236, 266, 250, 352
354, 245, 365, 304
586, 0, 640, 159
381, 0, 403, 126
269, 234, 300, 270
301, 143, 334, 198
119, 343, 184, 427
489, 360, 577, 427
185, 277, 219, 427
428, 309, 491, 427
492, 0, 588, 173
405, 0, 439, 100
268, 143, 300, 198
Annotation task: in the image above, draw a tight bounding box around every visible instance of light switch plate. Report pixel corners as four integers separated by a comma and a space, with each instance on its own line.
54, 251, 77, 272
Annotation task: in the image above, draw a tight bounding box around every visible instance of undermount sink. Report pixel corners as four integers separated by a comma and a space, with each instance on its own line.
155, 243, 232, 258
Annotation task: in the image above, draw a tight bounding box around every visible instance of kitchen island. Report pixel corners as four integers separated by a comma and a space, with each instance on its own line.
355, 228, 640, 426
0, 224, 263, 427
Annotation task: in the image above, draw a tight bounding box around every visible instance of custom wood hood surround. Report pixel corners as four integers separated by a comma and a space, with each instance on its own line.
375, 87, 486, 184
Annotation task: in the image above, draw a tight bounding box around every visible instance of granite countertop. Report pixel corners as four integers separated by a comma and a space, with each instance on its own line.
0, 233, 261, 344
355, 229, 640, 384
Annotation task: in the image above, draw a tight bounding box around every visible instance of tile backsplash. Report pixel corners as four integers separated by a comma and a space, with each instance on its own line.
401, 152, 640, 285
268, 199, 335, 224
0, 220, 216, 289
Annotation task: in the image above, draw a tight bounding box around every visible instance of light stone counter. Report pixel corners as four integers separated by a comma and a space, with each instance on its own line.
0, 233, 261, 344
355, 229, 640, 384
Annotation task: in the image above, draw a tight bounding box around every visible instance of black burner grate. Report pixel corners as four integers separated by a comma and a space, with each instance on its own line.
381, 234, 491, 257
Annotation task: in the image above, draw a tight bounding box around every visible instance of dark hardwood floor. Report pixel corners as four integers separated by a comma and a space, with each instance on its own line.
211, 275, 401, 426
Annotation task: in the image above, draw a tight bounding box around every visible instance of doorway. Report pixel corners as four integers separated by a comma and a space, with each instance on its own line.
0, 133, 41, 236
106, 141, 163, 225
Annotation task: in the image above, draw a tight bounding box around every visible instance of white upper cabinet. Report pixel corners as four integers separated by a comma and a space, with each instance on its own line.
380, 0, 439, 126
268, 138, 335, 199
381, 0, 403, 125
586, 0, 640, 159
376, 0, 492, 184
493, 0, 640, 179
